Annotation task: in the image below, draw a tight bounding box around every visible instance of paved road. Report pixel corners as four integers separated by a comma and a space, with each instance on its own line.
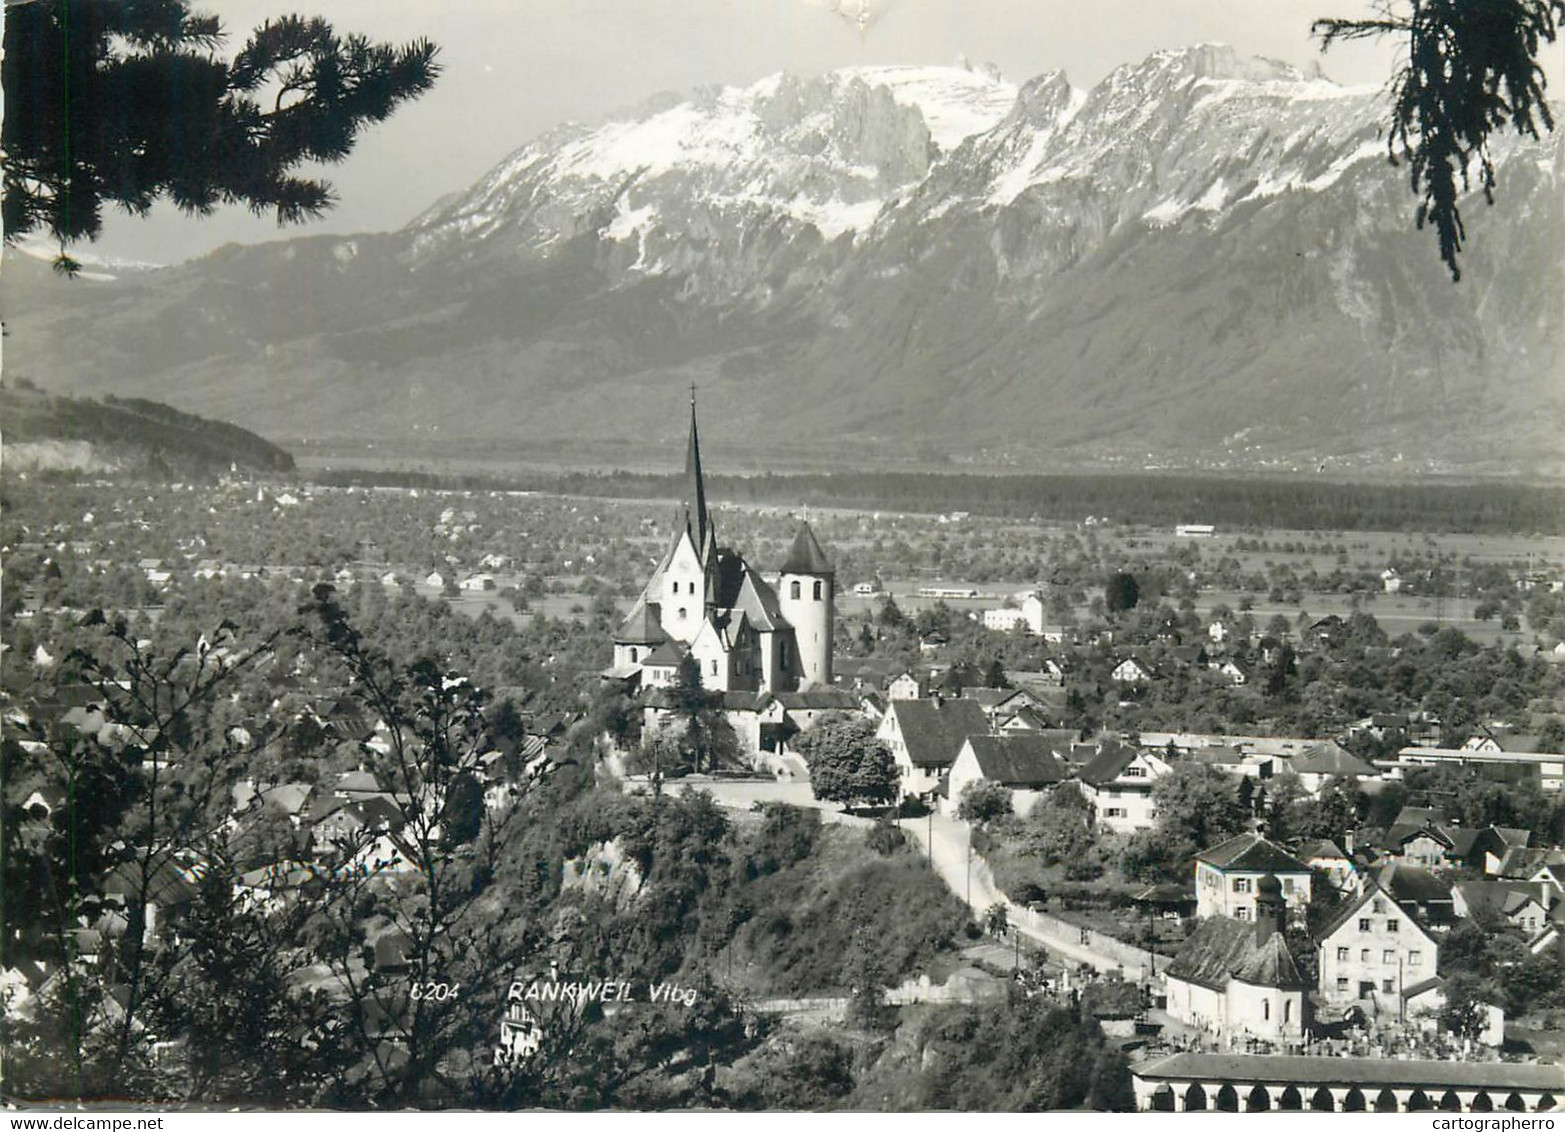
654, 775, 1156, 979
901, 810, 1159, 979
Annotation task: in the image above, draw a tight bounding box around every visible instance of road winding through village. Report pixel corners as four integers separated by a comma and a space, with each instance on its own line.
665, 777, 1159, 980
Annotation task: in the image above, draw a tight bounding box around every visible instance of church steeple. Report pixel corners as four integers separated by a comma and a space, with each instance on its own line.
683, 386, 712, 556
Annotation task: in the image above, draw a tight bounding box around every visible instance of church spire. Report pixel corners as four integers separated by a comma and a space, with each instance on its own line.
683, 386, 711, 554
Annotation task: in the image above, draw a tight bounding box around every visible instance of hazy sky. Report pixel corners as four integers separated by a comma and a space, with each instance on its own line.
75, 0, 1408, 265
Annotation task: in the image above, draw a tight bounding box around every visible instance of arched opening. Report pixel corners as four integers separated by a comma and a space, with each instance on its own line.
1505, 1094, 1528, 1112
629, 647, 638, 662
1183, 1084, 1208, 1112
1374, 1088, 1399, 1113
1149, 1086, 1175, 1112
1310, 1087, 1335, 1112
813, 580, 822, 601
790, 581, 801, 600
1342, 1087, 1366, 1112
1278, 1086, 1303, 1111
1408, 1090, 1434, 1112
1245, 1085, 1271, 1112
1284, 998, 1292, 1023
1472, 1093, 1495, 1113
1263, 1000, 1271, 1021
1440, 1091, 1463, 1111
1538, 1094, 1556, 1111
1216, 1085, 1239, 1112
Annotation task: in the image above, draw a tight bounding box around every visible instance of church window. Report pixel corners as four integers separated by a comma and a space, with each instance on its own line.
1263, 1001, 1270, 1021
678, 607, 687, 620
711, 659, 718, 676
813, 580, 822, 600
790, 581, 801, 600
630, 648, 638, 662
1284, 1000, 1292, 1023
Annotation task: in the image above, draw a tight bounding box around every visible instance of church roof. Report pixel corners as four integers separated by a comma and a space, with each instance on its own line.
780, 521, 834, 576
1166, 917, 1305, 992
730, 567, 790, 632
614, 598, 667, 645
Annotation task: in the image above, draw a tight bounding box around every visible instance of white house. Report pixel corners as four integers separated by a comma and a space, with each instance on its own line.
1076, 744, 1170, 835
1194, 834, 1312, 921
1317, 879, 1440, 1024
875, 696, 990, 801
1110, 657, 1154, 685
947, 734, 1072, 816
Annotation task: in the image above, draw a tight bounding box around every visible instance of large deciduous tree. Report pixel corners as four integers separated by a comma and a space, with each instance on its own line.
796, 714, 897, 811
1314, 0, 1563, 281
2, 0, 439, 274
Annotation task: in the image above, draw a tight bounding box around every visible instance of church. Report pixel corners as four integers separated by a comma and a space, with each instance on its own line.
606, 396, 835, 696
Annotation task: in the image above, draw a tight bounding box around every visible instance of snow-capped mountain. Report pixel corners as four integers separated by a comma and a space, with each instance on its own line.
5, 46, 1560, 474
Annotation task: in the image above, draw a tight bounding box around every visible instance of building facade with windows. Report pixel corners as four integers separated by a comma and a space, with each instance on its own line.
1317, 878, 1439, 1022
1194, 834, 1313, 921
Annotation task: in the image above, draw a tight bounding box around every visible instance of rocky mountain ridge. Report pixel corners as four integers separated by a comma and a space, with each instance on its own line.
5, 45, 1560, 476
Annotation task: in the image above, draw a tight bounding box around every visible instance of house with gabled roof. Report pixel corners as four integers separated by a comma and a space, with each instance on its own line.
1289, 741, 1379, 796
1453, 880, 1552, 938
1317, 877, 1439, 1023
1296, 838, 1356, 894
1165, 877, 1307, 1042
948, 734, 1072, 816
1373, 862, 1456, 926
1110, 657, 1154, 685
1075, 743, 1170, 835
1194, 834, 1312, 921
875, 695, 990, 801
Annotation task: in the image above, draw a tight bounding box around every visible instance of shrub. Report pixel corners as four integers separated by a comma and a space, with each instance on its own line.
864, 822, 908, 857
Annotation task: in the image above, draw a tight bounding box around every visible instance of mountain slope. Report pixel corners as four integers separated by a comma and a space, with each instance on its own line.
4, 48, 1561, 475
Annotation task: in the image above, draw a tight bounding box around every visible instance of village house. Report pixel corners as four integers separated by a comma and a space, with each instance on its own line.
1110, 656, 1154, 685
1297, 838, 1357, 894
1381, 807, 1456, 869
1452, 880, 1554, 941
1371, 862, 1456, 928
1316, 878, 1440, 1024
1075, 744, 1170, 835
1288, 741, 1379, 796
947, 734, 1072, 816
875, 695, 990, 801
1194, 834, 1312, 921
